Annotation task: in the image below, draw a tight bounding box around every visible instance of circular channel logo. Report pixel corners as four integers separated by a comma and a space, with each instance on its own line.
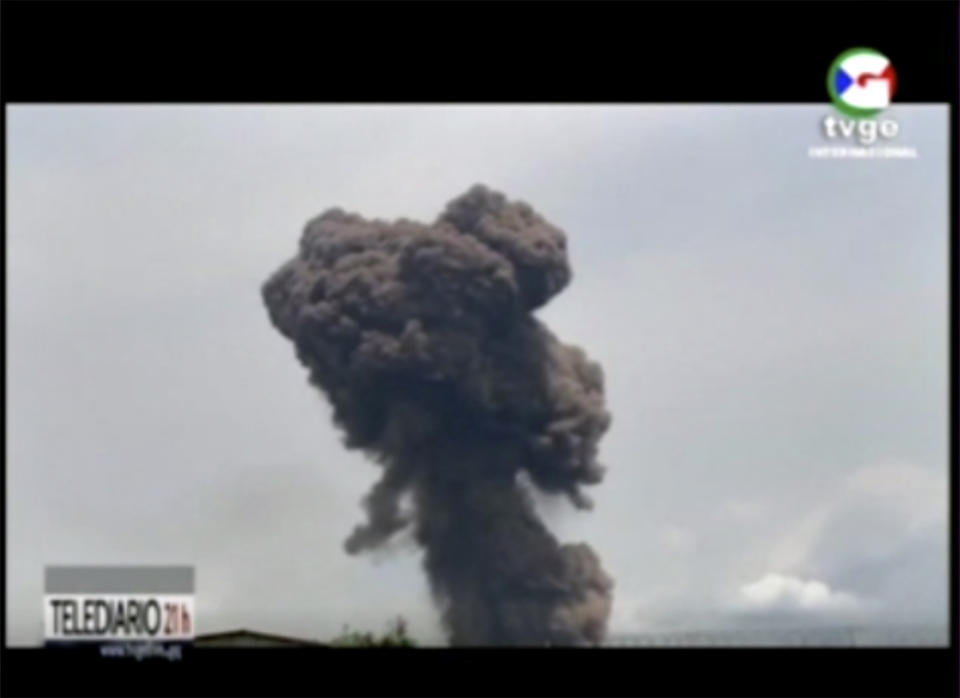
827, 48, 897, 118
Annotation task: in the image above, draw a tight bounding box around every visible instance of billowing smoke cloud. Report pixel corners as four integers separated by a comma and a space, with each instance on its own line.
262, 185, 613, 645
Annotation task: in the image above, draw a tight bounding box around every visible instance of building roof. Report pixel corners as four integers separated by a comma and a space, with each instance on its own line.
194, 628, 320, 646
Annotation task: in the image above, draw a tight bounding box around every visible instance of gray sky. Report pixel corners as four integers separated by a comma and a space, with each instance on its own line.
6, 105, 949, 645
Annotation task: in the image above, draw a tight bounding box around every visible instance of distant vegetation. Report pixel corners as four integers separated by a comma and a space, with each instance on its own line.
330, 616, 416, 647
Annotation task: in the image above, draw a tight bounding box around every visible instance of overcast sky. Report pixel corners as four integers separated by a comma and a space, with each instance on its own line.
7, 105, 949, 645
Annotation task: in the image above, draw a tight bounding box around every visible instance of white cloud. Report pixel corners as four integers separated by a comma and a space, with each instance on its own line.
761, 462, 947, 624
739, 573, 859, 612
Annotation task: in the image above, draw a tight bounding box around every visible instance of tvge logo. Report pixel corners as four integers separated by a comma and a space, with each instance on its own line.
821, 115, 899, 147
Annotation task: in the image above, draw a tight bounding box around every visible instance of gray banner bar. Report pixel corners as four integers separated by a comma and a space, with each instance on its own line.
45, 566, 194, 593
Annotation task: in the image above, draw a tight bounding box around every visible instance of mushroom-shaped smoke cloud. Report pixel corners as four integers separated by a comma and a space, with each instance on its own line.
263, 185, 613, 645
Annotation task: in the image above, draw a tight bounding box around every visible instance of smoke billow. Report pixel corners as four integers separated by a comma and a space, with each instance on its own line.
262, 185, 613, 645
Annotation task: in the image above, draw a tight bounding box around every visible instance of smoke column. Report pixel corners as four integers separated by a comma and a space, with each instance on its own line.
262, 185, 613, 645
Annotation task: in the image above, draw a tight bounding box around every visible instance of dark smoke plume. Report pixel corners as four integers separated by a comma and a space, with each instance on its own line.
262, 185, 613, 645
